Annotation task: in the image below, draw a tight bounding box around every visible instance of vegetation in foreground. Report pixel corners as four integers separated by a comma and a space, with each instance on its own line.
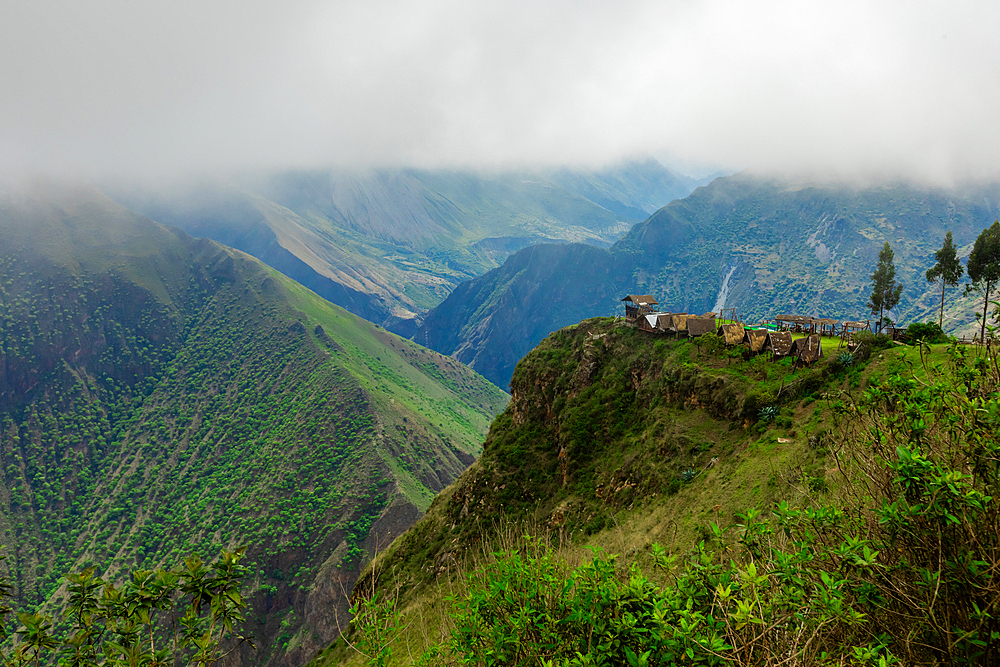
1, 550, 251, 667
321, 312, 1000, 666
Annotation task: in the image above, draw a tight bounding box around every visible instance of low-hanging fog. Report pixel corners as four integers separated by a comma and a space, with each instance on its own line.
2, 0, 1000, 185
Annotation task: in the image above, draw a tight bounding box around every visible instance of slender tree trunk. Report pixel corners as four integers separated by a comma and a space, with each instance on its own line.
981, 282, 992, 344
939, 280, 946, 329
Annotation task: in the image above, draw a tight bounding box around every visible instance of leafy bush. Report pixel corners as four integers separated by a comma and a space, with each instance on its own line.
697, 332, 726, 356
758, 405, 778, 423
853, 331, 893, 351
905, 321, 949, 344
1, 549, 253, 667
743, 390, 776, 421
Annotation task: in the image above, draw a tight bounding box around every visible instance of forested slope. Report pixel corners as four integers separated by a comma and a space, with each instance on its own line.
0, 179, 507, 667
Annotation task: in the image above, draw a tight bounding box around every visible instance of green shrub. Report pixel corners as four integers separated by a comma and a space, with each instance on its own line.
905, 321, 949, 344
1, 549, 253, 667
852, 332, 891, 363
836, 351, 855, 368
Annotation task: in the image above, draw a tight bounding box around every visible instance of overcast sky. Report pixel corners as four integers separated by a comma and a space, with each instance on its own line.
2, 0, 1000, 184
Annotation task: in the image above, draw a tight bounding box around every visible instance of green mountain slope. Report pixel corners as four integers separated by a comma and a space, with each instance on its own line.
320, 317, 1000, 666
0, 180, 507, 667
313, 318, 862, 666
105, 159, 700, 334
416, 174, 1000, 388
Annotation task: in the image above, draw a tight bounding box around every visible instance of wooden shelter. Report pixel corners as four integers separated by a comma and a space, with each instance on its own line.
671, 313, 691, 335
744, 328, 770, 353
840, 321, 871, 348
719, 322, 746, 346
814, 318, 840, 337
790, 334, 823, 366
775, 315, 820, 334
766, 331, 794, 357
654, 313, 674, 332
885, 326, 909, 342
637, 312, 660, 333
621, 295, 659, 323
687, 315, 717, 338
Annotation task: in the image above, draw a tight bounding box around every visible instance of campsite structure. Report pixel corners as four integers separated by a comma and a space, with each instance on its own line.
621, 295, 659, 323
621, 294, 866, 361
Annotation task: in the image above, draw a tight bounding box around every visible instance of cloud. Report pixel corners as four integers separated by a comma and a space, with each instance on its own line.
2, 0, 999, 184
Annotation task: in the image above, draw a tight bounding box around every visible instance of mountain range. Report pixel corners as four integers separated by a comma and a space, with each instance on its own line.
104, 159, 705, 335
0, 179, 507, 667
414, 173, 1000, 388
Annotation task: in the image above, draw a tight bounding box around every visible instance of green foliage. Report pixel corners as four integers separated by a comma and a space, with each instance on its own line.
1, 549, 252, 667
853, 330, 893, 352
926, 231, 964, 328
348, 322, 1000, 667
835, 352, 855, 368
347, 588, 404, 667
697, 332, 726, 356
758, 405, 778, 423
0, 208, 505, 665
868, 241, 903, 332
905, 321, 948, 344
966, 220, 1000, 342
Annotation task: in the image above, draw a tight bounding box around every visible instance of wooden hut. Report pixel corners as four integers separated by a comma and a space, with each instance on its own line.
687, 315, 717, 338
719, 322, 746, 346
815, 318, 840, 337
776, 315, 816, 334
766, 331, 794, 357
637, 312, 660, 332
885, 326, 909, 342
671, 313, 691, 336
621, 295, 658, 323
744, 328, 769, 354
840, 321, 871, 348
790, 334, 823, 366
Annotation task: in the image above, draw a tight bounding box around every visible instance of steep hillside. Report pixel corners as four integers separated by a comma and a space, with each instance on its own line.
320, 317, 1000, 666
417, 174, 1000, 387
0, 180, 508, 667
315, 318, 878, 665
413, 243, 618, 389
105, 159, 700, 333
